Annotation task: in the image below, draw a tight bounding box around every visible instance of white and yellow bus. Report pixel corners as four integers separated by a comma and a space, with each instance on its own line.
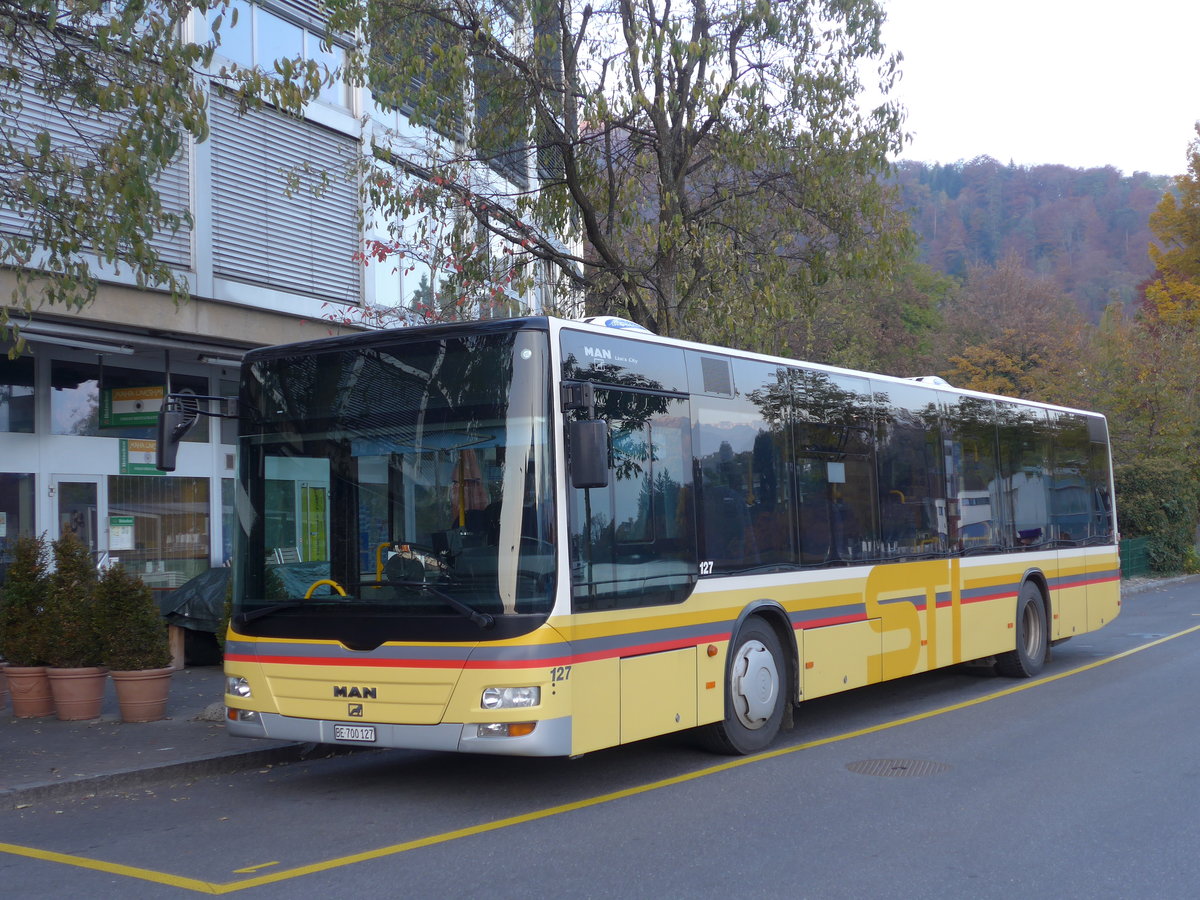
216, 315, 1119, 756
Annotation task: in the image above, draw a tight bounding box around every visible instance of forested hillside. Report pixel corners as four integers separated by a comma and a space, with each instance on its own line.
893, 158, 1171, 319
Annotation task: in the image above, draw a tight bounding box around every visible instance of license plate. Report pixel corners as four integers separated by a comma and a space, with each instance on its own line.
333, 724, 376, 743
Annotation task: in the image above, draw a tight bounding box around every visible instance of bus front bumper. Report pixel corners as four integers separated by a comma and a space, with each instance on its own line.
226, 710, 573, 757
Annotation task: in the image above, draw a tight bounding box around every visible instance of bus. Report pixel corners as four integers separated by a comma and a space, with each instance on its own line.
210, 315, 1119, 757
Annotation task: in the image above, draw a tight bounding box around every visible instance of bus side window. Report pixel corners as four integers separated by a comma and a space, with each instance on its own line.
942, 395, 1001, 554
873, 380, 945, 559
694, 360, 796, 574
798, 371, 877, 566
998, 403, 1052, 550
1049, 412, 1091, 546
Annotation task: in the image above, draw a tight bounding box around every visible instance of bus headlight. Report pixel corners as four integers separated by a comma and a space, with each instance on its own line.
477, 722, 537, 738
226, 676, 252, 699
481, 686, 540, 709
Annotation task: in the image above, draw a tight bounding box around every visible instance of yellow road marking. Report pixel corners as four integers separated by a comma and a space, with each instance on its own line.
5, 622, 1200, 895
232, 862, 280, 874
0, 843, 219, 894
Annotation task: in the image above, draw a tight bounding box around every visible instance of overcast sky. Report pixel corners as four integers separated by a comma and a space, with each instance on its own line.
874, 0, 1200, 176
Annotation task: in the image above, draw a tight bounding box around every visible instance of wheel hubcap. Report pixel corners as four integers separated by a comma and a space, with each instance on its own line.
731, 640, 779, 730
1022, 602, 1044, 657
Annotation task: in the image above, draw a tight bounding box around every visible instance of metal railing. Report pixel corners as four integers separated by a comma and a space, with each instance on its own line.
1120, 537, 1150, 579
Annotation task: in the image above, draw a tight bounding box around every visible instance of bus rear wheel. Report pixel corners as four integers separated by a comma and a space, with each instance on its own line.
698, 618, 787, 755
996, 582, 1048, 678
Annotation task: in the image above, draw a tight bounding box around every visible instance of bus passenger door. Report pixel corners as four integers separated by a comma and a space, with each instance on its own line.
565, 385, 700, 749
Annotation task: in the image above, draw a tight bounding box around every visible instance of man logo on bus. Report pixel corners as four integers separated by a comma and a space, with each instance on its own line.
333, 686, 377, 699
584, 346, 613, 360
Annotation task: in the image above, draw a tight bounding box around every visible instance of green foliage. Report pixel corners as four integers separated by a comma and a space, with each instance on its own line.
43, 533, 102, 668
361, 0, 909, 351
97, 564, 171, 671
1114, 461, 1200, 575
0, 534, 51, 666
791, 261, 953, 374
0, 0, 348, 350
1082, 305, 1200, 466
0, 0, 220, 347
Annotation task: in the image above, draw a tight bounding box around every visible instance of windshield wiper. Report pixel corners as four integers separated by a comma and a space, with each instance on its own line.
391, 581, 495, 629
235, 596, 350, 626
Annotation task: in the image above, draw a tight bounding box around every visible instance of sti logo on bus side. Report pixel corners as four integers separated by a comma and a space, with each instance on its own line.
333, 686, 377, 699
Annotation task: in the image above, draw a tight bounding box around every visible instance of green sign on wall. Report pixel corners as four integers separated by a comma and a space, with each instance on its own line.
109, 515, 135, 551
119, 439, 161, 476
100, 386, 164, 428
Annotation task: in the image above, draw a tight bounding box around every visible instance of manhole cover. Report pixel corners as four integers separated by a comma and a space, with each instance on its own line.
846, 759, 951, 777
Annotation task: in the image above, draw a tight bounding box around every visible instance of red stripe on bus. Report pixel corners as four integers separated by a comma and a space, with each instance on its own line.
794, 613, 868, 630
1053, 574, 1120, 590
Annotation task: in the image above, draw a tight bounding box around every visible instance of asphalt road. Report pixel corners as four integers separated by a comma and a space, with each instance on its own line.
2, 578, 1199, 898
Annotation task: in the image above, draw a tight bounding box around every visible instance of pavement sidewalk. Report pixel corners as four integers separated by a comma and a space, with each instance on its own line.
1, 665, 323, 807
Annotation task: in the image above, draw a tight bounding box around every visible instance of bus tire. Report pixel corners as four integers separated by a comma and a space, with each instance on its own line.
698, 618, 787, 755
996, 581, 1048, 678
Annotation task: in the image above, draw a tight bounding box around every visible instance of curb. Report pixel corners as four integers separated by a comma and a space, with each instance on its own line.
2, 742, 372, 808
1121, 574, 1197, 595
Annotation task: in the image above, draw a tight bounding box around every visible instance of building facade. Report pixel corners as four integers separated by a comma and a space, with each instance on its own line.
0, 0, 560, 593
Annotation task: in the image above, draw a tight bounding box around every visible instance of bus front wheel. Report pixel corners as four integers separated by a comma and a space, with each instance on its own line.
996, 582, 1048, 678
698, 618, 787, 755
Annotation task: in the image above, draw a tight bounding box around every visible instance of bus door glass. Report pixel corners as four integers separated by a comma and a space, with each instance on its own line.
567, 387, 697, 611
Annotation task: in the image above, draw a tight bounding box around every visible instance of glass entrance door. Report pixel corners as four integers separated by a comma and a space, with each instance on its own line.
51, 475, 106, 563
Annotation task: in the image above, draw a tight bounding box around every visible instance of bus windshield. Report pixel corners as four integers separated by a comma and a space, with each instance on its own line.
233, 328, 556, 646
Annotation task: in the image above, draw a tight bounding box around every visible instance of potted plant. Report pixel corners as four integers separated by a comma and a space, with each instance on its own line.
43, 533, 107, 720
0, 534, 55, 717
98, 562, 174, 722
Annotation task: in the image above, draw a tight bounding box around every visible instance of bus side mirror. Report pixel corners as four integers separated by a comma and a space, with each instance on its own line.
156, 401, 198, 472
569, 419, 609, 489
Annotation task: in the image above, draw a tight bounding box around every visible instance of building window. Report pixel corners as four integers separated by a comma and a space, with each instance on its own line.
0, 354, 35, 433
210, 94, 362, 303
0, 473, 37, 583
50, 359, 209, 441
211, 1, 351, 110
109, 475, 211, 587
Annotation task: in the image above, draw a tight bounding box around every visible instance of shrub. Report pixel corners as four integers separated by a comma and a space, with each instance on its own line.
0, 534, 51, 666
43, 533, 102, 668
1114, 461, 1200, 575
98, 563, 172, 671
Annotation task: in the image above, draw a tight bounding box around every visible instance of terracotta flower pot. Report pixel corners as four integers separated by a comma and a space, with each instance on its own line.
5, 665, 55, 718
110, 668, 174, 722
46, 667, 108, 721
